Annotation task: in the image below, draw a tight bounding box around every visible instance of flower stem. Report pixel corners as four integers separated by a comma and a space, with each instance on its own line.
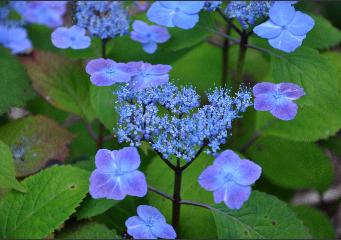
221, 24, 232, 87
171, 167, 182, 236
233, 30, 248, 92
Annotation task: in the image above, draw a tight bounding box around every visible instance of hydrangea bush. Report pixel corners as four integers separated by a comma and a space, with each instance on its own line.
0, 1, 341, 239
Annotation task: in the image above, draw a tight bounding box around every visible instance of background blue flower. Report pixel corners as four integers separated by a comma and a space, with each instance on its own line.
51, 25, 91, 50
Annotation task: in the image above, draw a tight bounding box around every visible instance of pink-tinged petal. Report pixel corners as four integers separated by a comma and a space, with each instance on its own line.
126, 216, 156, 239
147, 2, 175, 27
151, 223, 177, 239
115, 147, 141, 171
137, 205, 167, 223
253, 20, 283, 39
198, 165, 224, 191
147, 64, 172, 75
70, 35, 91, 49
254, 94, 275, 111
286, 11, 314, 36
224, 182, 251, 209
173, 12, 199, 30
132, 20, 150, 34
270, 98, 298, 120
89, 171, 126, 200
268, 30, 306, 53
131, 31, 150, 43
234, 160, 262, 186
120, 171, 147, 197
177, 1, 205, 14
86, 58, 113, 74
269, 2, 295, 26
213, 150, 240, 169
90, 72, 115, 86
253, 82, 276, 96
143, 42, 158, 54
278, 82, 305, 100
132, 74, 169, 91
95, 149, 115, 172
51, 27, 71, 49
150, 26, 170, 43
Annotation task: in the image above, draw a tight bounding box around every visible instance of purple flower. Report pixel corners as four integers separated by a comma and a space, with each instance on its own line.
51, 25, 91, 50
0, 26, 32, 54
253, 82, 305, 121
128, 62, 172, 91
89, 147, 147, 200
130, 20, 170, 54
253, 1, 314, 53
125, 205, 177, 239
86, 58, 134, 86
147, 1, 205, 29
199, 150, 261, 209
18, 1, 67, 28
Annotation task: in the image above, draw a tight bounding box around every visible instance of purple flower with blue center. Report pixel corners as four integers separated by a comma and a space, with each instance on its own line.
199, 150, 261, 209
147, 1, 205, 29
0, 26, 32, 54
125, 205, 177, 239
86, 58, 134, 86
253, 1, 314, 53
51, 25, 91, 50
89, 147, 147, 200
128, 61, 172, 91
130, 20, 170, 54
253, 82, 305, 121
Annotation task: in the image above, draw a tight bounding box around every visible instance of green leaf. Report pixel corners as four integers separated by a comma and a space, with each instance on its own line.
212, 191, 310, 239
56, 221, 117, 239
76, 196, 118, 220
0, 165, 90, 239
0, 140, 26, 192
257, 47, 341, 141
146, 154, 217, 238
21, 50, 95, 121
304, 15, 341, 50
90, 85, 118, 131
292, 205, 335, 239
0, 115, 74, 177
246, 136, 333, 191
0, 47, 34, 115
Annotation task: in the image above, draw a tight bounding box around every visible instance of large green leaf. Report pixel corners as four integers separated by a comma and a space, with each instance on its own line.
0, 140, 26, 192
21, 50, 95, 121
0, 115, 74, 177
0, 165, 90, 239
146, 154, 217, 239
246, 136, 333, 191
212, 191, 310, 239
76, 196, 117, 220
0, 47, 34, 115
56, 221, 117, 239
292, 205, 335, 239
304, 15, 341, 50
257, 48, 341, 141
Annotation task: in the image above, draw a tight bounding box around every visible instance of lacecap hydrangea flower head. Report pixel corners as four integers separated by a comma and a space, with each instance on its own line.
254, 1, 314, 53
126, 205, 177, 239
75, 1, 129, 39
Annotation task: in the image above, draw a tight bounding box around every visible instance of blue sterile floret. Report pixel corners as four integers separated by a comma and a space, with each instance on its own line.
75, 1, 129, 39
115, 83, 252, 162
225, 1, 273, 29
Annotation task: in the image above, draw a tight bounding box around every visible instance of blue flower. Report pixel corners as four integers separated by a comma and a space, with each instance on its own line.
203, 1, 222, 12
253, 82, 305, 121
147, 1, 205, 29
0, 26, 32, 54
75, 1, 129, 39
17, 1, 67, 28
253, 1, 314, 53
127, 62, 172, 91
199, 150, 261, 209
89, 147, 147, 200
125, 205, 176, 239
130, 20, 170, 54
86, 58, 134, 86
51, 25, 91, 50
